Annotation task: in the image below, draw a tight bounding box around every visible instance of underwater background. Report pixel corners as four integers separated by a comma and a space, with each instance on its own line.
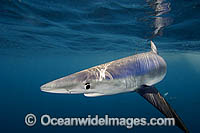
0, 0, 200, 132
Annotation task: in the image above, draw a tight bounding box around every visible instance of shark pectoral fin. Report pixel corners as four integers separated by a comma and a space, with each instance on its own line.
136, 86, 188, 133
84, 93, 104, 97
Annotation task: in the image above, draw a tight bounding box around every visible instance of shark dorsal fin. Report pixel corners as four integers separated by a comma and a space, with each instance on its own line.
150, 41, 157, 54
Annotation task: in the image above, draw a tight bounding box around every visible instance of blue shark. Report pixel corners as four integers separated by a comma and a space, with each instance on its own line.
41, 41, 188, 132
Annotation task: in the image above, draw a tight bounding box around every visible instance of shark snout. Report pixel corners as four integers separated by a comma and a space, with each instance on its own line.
40, 75, 86, 94
40, 82, 76, 94
40, 75, 72, 93
40, 70, 97, 94
40, 81, 67, 93
40, 83, 53, 91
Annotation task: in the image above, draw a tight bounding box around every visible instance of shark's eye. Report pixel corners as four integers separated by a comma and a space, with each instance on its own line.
84, 83, 90, 90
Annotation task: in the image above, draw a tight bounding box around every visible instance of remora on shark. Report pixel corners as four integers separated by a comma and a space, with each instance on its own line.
41, 41, 188, 132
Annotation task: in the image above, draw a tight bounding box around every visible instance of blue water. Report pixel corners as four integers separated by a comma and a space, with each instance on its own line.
1, 0, 200, 132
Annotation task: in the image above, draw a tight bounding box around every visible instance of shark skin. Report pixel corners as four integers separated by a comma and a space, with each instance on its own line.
40, 41, 188, 132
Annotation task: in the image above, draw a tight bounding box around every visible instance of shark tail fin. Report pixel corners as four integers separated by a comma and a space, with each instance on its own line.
150, 41, 157, 54
136, 86, 189, 133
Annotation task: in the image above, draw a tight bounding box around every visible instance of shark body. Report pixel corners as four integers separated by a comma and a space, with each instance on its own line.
41, 41, 188, 132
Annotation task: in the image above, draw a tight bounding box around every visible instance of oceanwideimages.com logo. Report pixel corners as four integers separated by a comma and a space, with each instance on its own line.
25, 113, 175, 128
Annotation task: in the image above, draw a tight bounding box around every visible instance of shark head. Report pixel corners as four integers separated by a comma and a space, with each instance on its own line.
40, 69, 126, 96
